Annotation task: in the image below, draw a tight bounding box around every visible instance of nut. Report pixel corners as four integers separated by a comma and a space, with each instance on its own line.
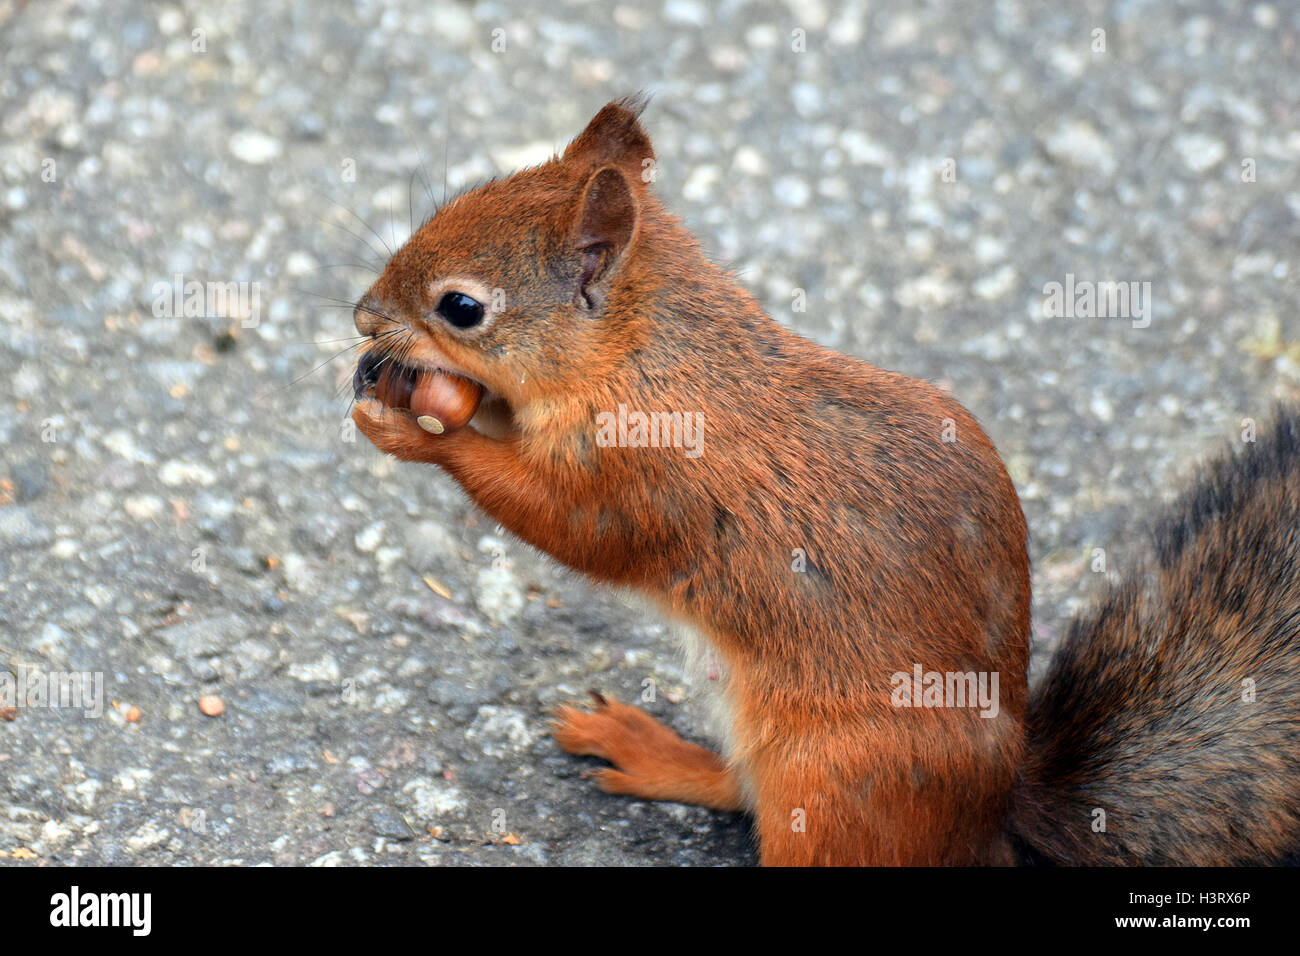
374, 361, 416, 409
410, 370, 484, 434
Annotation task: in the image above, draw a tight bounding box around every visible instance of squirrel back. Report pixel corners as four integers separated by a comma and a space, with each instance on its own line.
1012, 409, 1300, 865
350, 99, 1300, 865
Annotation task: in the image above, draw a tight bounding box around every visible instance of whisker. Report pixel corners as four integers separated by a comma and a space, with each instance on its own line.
418, 155, 439, 222
254, 327, 407, 403
295, 261, 382, 278
307, 185, 395, 259
387, 182, 398, 258
442, 107, 451, 205
306, 210, 390, 268
307, 334, 371, 345
296, 289, 379, 309
408, 164, 419, 238
295, 291, 402, 329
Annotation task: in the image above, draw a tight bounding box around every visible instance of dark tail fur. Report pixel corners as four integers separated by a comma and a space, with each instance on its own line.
1011, 408, 1300, 865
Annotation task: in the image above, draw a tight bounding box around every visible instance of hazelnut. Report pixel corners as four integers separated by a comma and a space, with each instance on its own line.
374, 361, 416, 409
410, 370, 484, 434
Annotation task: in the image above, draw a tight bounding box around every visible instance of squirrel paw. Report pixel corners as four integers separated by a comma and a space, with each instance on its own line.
551, 692, 744, 812
351, 397, 463, 464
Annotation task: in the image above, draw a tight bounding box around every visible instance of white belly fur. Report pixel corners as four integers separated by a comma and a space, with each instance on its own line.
659, 607, 758, 810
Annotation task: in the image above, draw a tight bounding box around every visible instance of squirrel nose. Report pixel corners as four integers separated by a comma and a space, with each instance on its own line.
353, 293, 386, 336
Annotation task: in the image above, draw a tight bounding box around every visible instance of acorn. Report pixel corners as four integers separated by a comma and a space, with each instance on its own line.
409, 369, 484, 434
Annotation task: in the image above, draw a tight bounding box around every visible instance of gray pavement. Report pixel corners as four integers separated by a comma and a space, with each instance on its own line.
1, 0, 1297, 865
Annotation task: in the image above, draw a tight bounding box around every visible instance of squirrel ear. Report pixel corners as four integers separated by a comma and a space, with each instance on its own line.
572, 165, 638, 309
562, 95, 655, 187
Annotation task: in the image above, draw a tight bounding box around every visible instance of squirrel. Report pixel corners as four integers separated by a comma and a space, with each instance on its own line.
349, 96, 1300, 866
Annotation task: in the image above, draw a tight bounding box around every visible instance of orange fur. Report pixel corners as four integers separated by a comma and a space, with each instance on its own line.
350, 98, 1030, 865
552, 693, 744, 812
353, 99, 1300, 867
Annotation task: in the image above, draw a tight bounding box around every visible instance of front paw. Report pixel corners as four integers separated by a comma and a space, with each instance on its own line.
351, 397, 449, 463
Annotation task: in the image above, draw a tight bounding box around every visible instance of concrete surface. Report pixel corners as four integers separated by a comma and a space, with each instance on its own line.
0, 0, 1297, 865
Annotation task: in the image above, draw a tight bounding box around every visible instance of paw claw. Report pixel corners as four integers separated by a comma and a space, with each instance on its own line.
551, 694, 738, 811
589, 768, 634, 795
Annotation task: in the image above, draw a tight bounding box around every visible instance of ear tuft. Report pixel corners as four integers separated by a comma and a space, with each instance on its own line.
563, 95, 656, 187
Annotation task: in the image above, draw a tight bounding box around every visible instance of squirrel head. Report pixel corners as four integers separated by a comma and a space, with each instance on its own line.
353, 96, 659, 429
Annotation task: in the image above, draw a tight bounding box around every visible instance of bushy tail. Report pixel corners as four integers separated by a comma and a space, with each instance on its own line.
1011, 408, 1300, 865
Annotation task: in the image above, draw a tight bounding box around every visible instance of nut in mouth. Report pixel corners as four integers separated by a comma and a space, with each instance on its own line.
353, 348, 416, 407
354, 347, 485, 435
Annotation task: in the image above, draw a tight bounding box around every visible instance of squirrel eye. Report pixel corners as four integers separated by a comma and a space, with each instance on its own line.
436, 291, 485, 329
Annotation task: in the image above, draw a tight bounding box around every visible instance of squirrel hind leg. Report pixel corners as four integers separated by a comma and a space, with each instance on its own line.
552, 694, 745, 813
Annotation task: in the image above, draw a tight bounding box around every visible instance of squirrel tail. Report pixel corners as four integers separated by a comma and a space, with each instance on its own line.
1009, 407, 1300, 865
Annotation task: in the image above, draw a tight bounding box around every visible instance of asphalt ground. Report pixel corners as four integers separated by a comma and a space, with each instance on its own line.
1, 0, 1297, 865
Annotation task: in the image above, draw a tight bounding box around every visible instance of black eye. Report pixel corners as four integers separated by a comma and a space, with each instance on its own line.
436, 292, 485, 329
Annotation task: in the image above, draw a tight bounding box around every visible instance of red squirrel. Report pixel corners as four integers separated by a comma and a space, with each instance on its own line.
349, 97, 1300, 866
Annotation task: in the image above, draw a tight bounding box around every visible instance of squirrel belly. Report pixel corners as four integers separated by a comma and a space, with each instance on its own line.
350, 98, 1300, 866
